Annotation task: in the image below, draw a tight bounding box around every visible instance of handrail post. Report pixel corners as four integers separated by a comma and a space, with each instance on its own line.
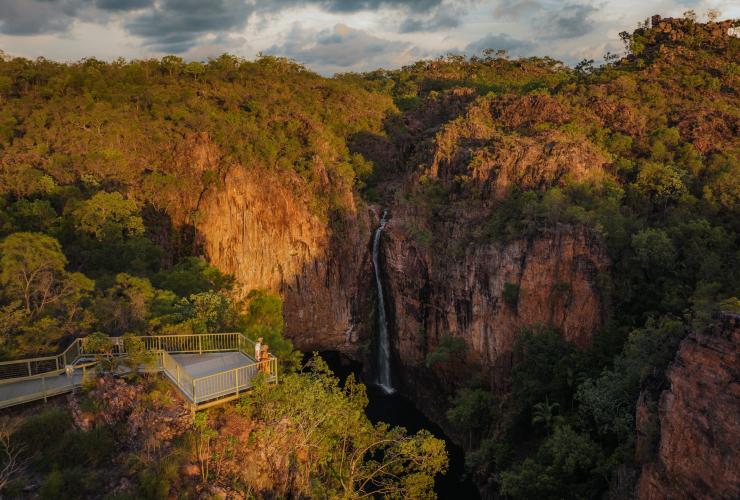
199, 335, 202, 355
42, 376, 47, 403
235, 368, 239, 396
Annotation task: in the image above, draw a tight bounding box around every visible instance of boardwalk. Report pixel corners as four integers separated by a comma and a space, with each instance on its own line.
0, 371, 85, 409
0, 333, 278, 411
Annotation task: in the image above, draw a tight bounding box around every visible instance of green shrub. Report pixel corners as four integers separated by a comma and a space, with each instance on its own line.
425, 335, 467, 367
39, 470, 64, 500
503, 283, 520, 308
14, 408, 73, 461
62, 427, 115, 467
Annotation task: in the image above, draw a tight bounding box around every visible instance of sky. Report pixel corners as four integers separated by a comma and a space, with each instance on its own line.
0, 0, 738, 75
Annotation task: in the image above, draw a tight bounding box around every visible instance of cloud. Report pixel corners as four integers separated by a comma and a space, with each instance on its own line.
537, 3, 599, 39
266, 23, 424, 73
0, 0, 86, 35
398, 3, 465, 32
125, 0, 253, 53
95, 0, 154, 11
269, 1, 448, 13
493, 0, 541, 19
465, 32, 534, 55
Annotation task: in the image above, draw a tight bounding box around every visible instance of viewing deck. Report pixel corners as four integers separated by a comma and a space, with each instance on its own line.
0, 333, 278, 411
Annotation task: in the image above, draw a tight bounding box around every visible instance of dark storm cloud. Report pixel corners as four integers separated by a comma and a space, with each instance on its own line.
95, 0, 154, 11
0, 0, 471, 49
539, 3, 599, 39
267, 0, 447, 13
125, 0, 468, 52
125, 0, 252, 52
465, 32, 534, 55
0, 0, 151, 36
0, 0, 85, 35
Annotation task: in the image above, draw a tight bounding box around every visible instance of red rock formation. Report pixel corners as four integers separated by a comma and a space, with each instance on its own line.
422, 97, 611, 202
637, 313, 740, 499
197, 163, 375, 355
381, 210, 609, 393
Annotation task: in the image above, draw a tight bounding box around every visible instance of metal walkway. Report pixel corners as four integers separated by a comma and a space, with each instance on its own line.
0, 333, 278, 411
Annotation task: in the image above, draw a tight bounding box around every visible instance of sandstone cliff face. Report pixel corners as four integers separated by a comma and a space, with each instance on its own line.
198, 166, 375, 353
636, 313, 740, 500
160, 131, 376, 355
380, 208, 609, 403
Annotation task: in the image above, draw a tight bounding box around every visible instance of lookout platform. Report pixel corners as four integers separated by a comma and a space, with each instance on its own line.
0, 333, 278, 411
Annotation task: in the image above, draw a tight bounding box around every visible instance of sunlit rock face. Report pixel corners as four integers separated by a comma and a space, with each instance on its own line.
636, 313, 740, 500
198, 166, 376, 355
169, 132, 375, 356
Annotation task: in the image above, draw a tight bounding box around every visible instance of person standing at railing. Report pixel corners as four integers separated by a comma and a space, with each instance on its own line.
259, 344, 270, 374
254, 337, 263, 362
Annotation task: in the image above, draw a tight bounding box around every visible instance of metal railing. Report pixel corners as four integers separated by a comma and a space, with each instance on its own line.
141, 333, 252, 355
0, 338, 88, 383
0, 360, 97, 410
0, 333, 277, 410
160, 350, 196, 401
192, 356, 277, 404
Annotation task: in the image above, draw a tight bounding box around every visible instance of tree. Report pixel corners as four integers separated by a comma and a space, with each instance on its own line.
120, 333, 157, 377
634, 162, 687, 209
94, 274, 155, 334
234, 355, 448, 498
500, 425, 604, 499
631, 228, 676, 269
184, 62, 205, 80
706, 9, 721, 22
0, 418, 26, 494
153, 257, 234, 296
243, 289, 301, 370
72, 191, 144, 241
192, 412, 217, 483
446, 388, 496, 448
426, 335, 467, 367
0, 232, 90, 318
160, 55, 184, 76
531, 397, 562, 435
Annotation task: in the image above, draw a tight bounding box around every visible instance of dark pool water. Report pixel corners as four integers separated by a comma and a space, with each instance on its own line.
314, 351, 481, 500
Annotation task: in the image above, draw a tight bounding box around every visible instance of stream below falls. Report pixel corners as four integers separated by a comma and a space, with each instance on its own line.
313, 351, 481, 499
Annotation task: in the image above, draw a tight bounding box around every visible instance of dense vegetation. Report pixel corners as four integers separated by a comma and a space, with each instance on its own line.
384, 14, 738, 499
0, 51, 446, 497
0, 11, 738, 500
1, 356, 446, 498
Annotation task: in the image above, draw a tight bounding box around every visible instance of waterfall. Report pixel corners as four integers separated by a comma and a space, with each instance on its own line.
373, 210, 394, 394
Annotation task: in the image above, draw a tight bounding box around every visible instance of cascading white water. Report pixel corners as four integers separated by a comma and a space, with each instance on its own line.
373, 210, 394, 394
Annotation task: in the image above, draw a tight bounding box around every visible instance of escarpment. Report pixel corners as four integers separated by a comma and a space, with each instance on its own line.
196, 164, 375, 355
379, 209, 609, 416
636, 313, 740, 500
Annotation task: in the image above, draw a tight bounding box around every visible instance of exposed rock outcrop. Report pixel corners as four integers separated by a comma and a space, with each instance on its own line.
198, 163, 375, 355
636, 312, 740, 499
380, 209, 609, 416
421, 97, 611, 202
